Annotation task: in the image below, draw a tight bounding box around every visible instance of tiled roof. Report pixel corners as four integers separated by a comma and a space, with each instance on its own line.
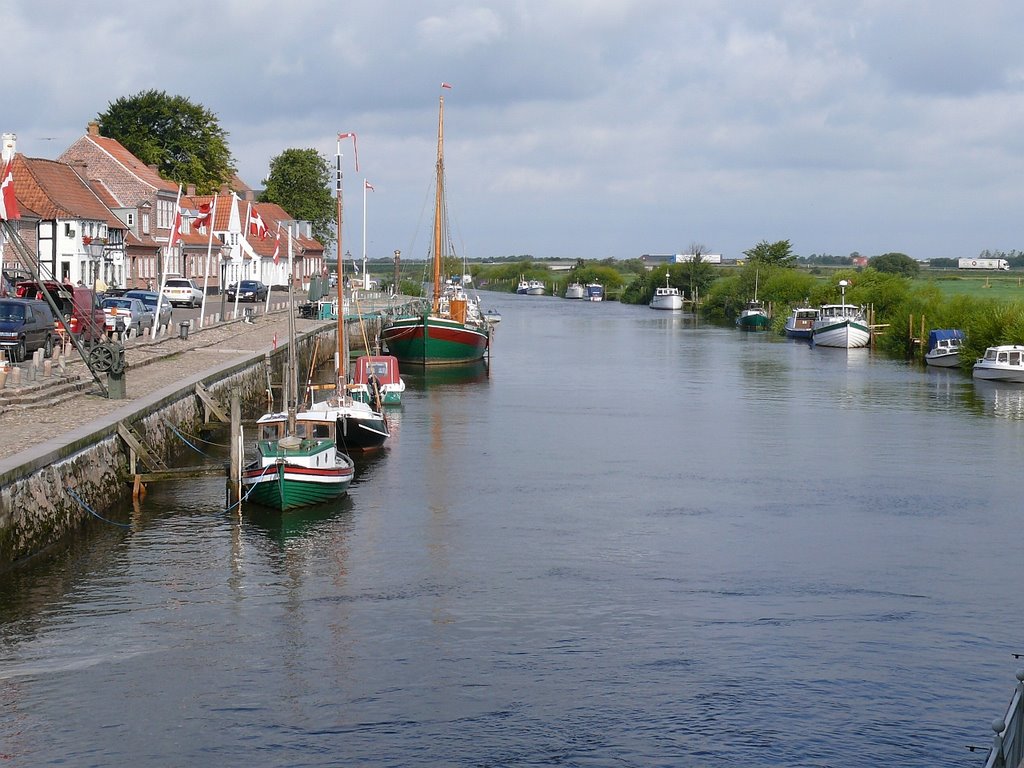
178, 193, 324, 256
83, 134, 177, 193
14, 155, 125, 228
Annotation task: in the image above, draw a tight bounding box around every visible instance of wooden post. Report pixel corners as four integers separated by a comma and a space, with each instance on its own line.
229, 392, 240, 503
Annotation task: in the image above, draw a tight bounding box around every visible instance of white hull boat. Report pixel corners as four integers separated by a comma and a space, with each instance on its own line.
564, 282, 585, 299
972, 345, 1024, 383
649, 274, 682, 311
585, 283, 604, 301
812, 281, 869, 348
925, 330, 964, 368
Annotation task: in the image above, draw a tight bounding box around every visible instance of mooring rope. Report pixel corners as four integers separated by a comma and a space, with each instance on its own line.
223, 461, 276, 513
66, 487, 132, 528
162, 418, 213, 456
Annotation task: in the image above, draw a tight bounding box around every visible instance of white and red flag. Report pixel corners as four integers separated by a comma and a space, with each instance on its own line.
0, 160, 19, 221
193, 201, 213, 232
338, 132, 359, 172
167, 204, 184, 249
441, 82, 452, 89
248, 205, 269, 239
364, 180, 374, 192
272, 224, 282, 266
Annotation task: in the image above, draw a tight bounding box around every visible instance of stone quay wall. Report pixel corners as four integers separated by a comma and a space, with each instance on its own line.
0, 321, 338, 569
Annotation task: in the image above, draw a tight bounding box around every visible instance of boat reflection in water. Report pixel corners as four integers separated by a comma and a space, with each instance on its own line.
970, 380, 1024, 420
244, 495, 355, 545
402, 359, 490, 391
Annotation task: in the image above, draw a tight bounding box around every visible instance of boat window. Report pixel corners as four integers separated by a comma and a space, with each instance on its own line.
1011, 352, 1022, 366
312, 422, 332, 438
985, 349, 997, 361
261, 424, 281, 440
998, 352, 1008, 363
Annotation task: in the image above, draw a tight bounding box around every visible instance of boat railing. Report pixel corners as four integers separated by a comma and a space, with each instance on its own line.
981, 670, 1024, 768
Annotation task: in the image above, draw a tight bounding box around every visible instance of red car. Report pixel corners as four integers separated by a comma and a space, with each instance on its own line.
15, 281, 106, 343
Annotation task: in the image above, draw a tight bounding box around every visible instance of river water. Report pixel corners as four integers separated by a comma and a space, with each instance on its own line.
2, 291, 1023, 766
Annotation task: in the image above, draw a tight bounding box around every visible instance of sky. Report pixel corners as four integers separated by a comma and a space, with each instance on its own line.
3, 0, 1024, 262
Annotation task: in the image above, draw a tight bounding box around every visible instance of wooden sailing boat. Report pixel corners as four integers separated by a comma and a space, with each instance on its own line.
299, 132, 391, 452
241, 250, 355, 511
380, 87, 491, 365
736, 270, 769, 330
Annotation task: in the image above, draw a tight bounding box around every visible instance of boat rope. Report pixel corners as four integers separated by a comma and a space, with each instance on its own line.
223, 461, 276, 513
162, 418, 211, 456
66, 486, 132, 528
160, 419, 232, 449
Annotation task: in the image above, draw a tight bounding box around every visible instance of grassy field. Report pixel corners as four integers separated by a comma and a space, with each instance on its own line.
919, 272, 1024, 301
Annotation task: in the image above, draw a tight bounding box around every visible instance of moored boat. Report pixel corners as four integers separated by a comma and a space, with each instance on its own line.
811, 280, 870, 348
649, 274, 683, 311
564, 282, 585, 299
924, 329, 964, 368
585, 282, 604, 301
351, 354, 405, 406
736, 300, 769, 330
972, 345, 1024, 383
784, 307, 818, 339
379, 87, 491, 366
526, 279, 546, 296
516, 277, 529, 295
484, 308, 501, 324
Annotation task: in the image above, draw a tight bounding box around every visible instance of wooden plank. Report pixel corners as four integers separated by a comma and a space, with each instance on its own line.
116, 422, 167, 471
194, 382, 229, 423
130, 465, 228, 483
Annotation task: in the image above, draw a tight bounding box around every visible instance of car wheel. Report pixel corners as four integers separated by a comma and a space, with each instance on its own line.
14, 338, 26, 363
43, 335, 53, 359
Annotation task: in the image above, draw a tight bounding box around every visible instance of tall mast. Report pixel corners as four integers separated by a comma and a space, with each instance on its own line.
432, 94, 445, 315
335, 136, 345, 386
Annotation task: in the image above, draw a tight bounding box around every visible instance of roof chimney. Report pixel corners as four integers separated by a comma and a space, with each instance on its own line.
1, 133, 16, 163
186, 184, 196, 196
87, 121, 100, 136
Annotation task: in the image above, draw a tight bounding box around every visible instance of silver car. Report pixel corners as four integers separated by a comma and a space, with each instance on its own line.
101, 297, 154, 337
124, 290, 172, 329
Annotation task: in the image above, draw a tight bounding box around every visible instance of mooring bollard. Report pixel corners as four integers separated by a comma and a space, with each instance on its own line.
43, 359, 52, 377
9, 366, 21, 387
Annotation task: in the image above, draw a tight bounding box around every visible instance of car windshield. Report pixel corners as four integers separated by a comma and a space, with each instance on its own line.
103, 299, 134, 309
0, 302, 25, 321
241, 281, 259, 289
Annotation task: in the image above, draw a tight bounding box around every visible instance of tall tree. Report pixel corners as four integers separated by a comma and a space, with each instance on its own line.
869, 252, 920, 277
97, 90, 233, 192
743, 239, 796, 267
260, 148, 335, 249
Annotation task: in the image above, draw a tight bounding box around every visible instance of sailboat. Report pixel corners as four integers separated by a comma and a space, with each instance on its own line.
241, 262, 355, 511
380, 87, 491, 365
736, 271, 769, 330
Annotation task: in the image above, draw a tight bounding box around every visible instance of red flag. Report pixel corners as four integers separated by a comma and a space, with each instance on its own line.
0, 160, 20, 221
193, 201, 213, 232
272, 225, 282, 266
441, 82, 453, 89
167, 208, 183, 249
248, 206, 269, 239
364, 180, 374, 191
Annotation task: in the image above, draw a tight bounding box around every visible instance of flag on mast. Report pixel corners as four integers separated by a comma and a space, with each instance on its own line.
248, 204, 269, 239
193, 200, 213, 232
364, 180, 374, 192
167, 186, 184, 249
0, 159, 19, 221
272, 224, 282, 266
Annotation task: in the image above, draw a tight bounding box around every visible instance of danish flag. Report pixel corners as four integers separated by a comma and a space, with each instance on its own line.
248, 206, 269, 239
193, 201, 213, 232
0, 160, 20, 221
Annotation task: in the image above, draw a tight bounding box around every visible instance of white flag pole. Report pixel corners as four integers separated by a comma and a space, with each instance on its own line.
199, 194, 218, 328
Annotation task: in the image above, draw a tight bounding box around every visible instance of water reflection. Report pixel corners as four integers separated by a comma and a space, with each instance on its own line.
402, 359, 490, 390
971, 379, 1024, 420
243, 495, 355, 546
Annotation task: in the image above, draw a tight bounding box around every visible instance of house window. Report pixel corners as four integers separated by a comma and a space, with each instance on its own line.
142, 213, 150, 235
126, 212, 135, 227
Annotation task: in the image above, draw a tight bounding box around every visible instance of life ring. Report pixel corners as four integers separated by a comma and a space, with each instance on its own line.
972, 260, 977, 266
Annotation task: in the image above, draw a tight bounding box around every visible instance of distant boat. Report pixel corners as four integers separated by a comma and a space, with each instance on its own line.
564, 282, 585, 299
812, 280, 870, 349
924, 329, 964, 368
736, 271, 769, 330
585, 283, 604, 302
484, 308, 501, 324
649, 273, 682, 311
379, 89, 491, 366
516, 277, 529, 295
972, 345, 1024, 383
784, 307, 818, 339
526, 279, 546, 296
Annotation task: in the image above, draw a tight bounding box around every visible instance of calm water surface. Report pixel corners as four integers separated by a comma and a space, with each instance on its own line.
2, 292, 1023, 766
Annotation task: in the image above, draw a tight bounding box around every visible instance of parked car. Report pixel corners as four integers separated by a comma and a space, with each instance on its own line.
14, 280, 105, 344
226, 280, 269, 303
101, 297, 154, 337
0, 298, 56, 362
161, 277, 204, 308
124, 290, 172, 329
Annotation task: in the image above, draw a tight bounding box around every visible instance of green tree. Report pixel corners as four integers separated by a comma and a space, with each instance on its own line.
97, 90, 233, 193
260, 148, 335, 249
743, 239, 796, 267
679, 243, 719, 305
869, 252, 920, 277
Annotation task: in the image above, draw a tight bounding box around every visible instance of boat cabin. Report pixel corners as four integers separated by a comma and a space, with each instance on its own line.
258, 413, 335, 442
353, 355, 402, 388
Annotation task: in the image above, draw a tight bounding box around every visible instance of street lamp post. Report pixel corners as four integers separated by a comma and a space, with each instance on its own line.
393, 249, 400, 295
219, 244, 232, 321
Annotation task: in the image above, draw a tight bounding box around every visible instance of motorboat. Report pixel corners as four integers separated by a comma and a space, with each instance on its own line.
564, 282, 585, 299
526, 280, 546, 296
972, 345, 1024, 383
351, 354, 406, 406
811, 280, 870, 348
924, 329, 964, 368
484, 308, 501, 324
516, 278, 529, 294
585, 283, 604, 302
736, 300, 769, 330
784, 307, 818, 339
649, 274, 682, 311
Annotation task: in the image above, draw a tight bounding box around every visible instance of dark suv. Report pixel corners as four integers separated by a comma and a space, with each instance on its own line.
226, 280, 269, 302
0, 298, 56, 361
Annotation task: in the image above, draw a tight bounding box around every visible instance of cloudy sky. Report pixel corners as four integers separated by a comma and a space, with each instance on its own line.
4, 1, 1024, 261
